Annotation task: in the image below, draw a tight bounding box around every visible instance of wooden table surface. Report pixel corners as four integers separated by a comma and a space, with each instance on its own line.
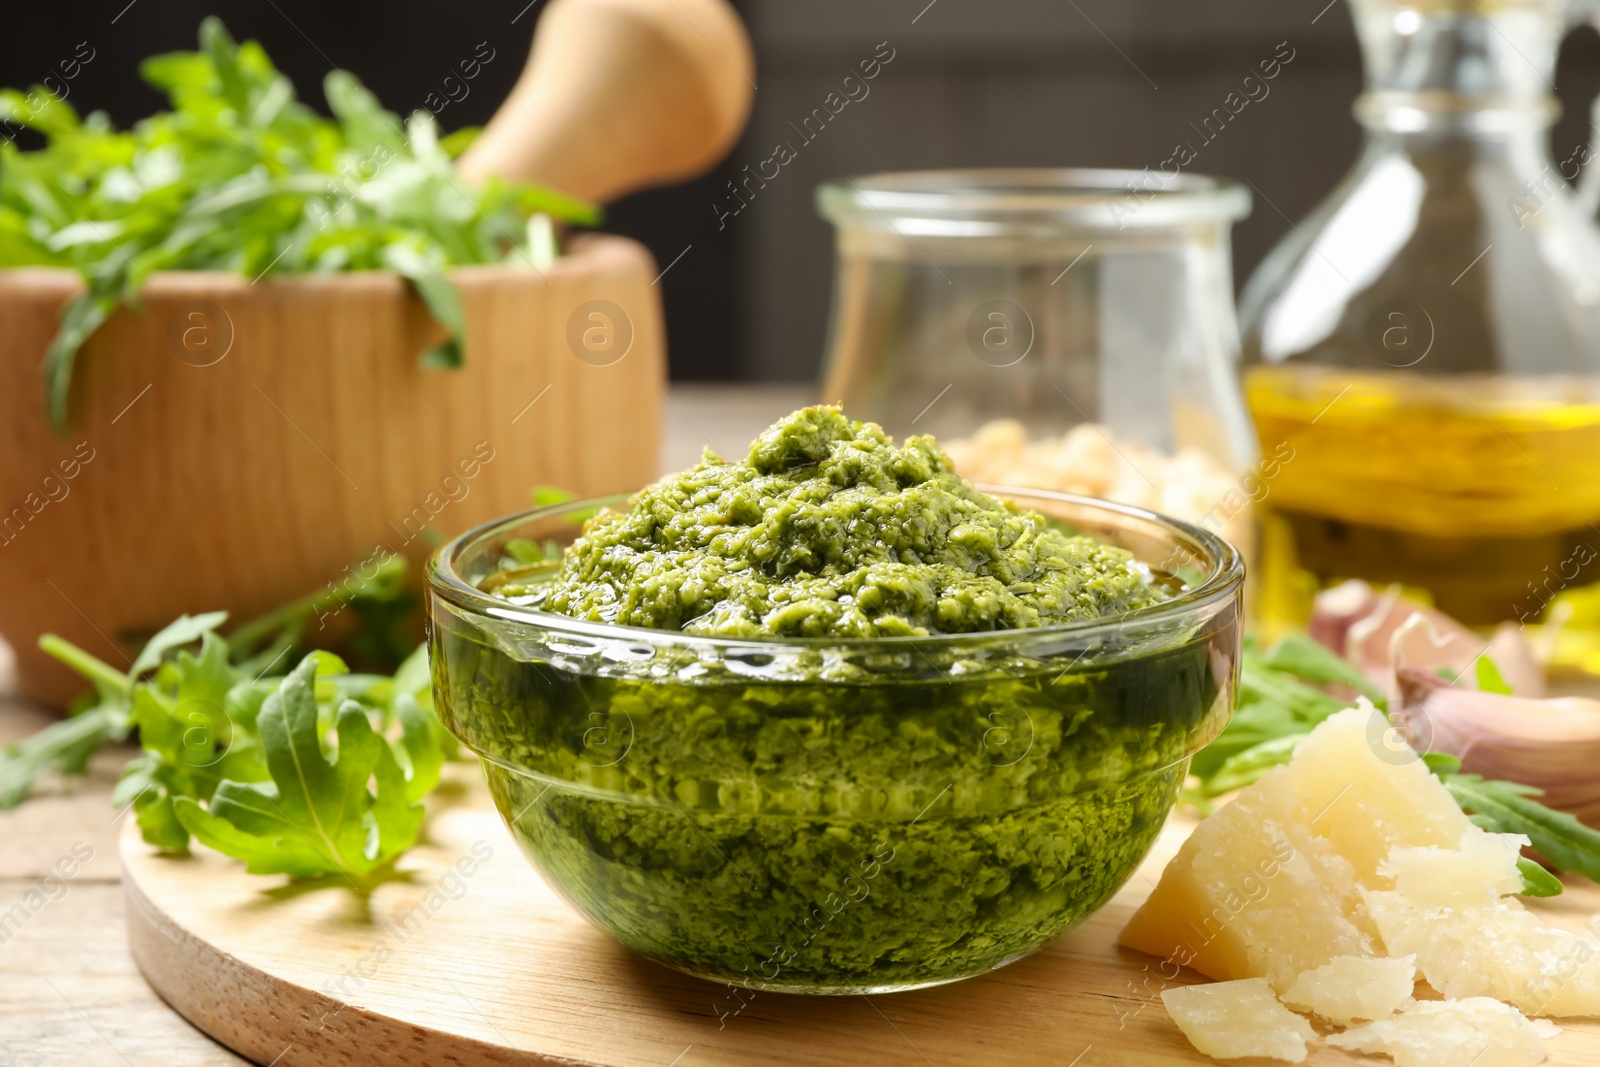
0, 385, 811, 1067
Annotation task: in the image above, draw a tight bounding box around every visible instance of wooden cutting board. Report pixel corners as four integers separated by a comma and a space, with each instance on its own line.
121, 765, 1600, 1067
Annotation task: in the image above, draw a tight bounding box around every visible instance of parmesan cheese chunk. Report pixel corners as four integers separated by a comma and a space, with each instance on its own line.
1365, 889, 1600, 1016
1380, 831, 1527, 907
1121, 704, 1469, 989
1161, 978, 1317, 1062
1327, 998, 1559, 1067
1360, 831, 1600, 1016
1120, 769, 1375, 990
1281, 954, 1416, 1026
1124, 702, 1600, 1062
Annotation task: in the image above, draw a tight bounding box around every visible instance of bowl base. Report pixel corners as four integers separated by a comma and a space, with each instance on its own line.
649, 944, 1041, 996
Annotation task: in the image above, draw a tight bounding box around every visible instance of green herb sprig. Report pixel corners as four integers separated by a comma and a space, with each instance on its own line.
3, 554, 455, 880
0, 554, 456, 881
0, 18, 600, 431
170, 653, 434, 876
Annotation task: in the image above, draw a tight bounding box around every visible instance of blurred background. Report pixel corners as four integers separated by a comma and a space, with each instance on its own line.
10, 0, 1598, 382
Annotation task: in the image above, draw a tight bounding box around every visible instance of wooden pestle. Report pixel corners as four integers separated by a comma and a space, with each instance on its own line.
457, 0, 755, 204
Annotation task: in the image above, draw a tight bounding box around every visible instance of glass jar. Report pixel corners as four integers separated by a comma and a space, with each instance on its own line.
1240, 0, 1600, 669
427, 490, 1242, 994
816, 170, 1261, 561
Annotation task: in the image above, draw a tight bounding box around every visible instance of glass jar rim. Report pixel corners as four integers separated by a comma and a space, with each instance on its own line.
817, 168, 1251, 233
426, 486, 1245, 653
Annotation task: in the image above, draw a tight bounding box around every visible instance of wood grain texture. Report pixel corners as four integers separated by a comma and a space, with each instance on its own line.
0, 235, 663, 706
3, 884, 250, 1067
121, 768, 1600, 1067
0, 653, 245, 1065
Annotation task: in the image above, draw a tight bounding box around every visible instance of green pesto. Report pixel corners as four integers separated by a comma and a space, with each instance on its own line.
431, 408, 1231, 993
432, 622, 1224, 992
508, 406, 1167, 637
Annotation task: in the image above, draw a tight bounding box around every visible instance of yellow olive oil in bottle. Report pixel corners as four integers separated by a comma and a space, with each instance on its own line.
1238, 0, 1600, 673
1246, 369, 1600, 670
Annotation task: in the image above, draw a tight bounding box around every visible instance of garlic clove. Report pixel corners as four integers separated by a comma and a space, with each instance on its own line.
1311, 580, 1544, 698
1483, 623, 1546, 698
1393, 662, 1600, 828
1308, 579, 1377, 656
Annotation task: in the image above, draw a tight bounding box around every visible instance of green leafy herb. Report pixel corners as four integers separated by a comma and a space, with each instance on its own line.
1432, 760, 1600, 886
1516, 856, 1565, 898
113, 629, 267, 849
174, 656, 425, 876
1185, 637, 1352, 798
0, 553, 416, 813
0, 18, 601, 431
1475, 655, 1515, 695
0, 701, 124, 809
4, 559, 450, 879
530, 485, 579, 507
1259, 634, 1386, 702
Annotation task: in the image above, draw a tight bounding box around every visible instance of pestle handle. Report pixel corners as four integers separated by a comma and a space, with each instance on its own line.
457, 0, 754, 204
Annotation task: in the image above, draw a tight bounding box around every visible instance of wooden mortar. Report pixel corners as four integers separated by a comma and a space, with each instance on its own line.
0, 0, 753, 705
0, 239, 661, 703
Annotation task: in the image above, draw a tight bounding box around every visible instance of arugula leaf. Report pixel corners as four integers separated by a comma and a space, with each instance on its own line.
1187, 641, 1347, 794
1420, 750, 1462, 776
1200, 734, 1306, 798
120, 632, 272, 848
1517, 856, 1564, 898
390, 642, 432, 703
225, 552, 408, 664
527, 214, 558, 269
1259, 634, 1386, 703
42, 290, 115, 433
1442, 772, 1600, 885
503, 538, 552, 565
174, 657, 423, 876
382, 238, 464, 369
0, 710, 122, 808
1236, 659, 1349, 726
531, 485, 579, 507
1186, 699, 1305, 784
0, 17, 599, 432
1475, 656, 1514, 695
438, 126, 482, 159
38, 632, 132, 703
130, 611, 229, 676
393, 693, 445, 802
1, 635, 133, 809
2, 553, 426, 815
528, 485, 600, 526
323, 71, 404, 155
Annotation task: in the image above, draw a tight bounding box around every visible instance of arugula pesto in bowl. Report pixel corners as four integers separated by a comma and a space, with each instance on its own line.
427, 408, 1243, 994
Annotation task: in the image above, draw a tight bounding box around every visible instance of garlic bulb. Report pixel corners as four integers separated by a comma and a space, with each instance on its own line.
1310, 580, 1544, 700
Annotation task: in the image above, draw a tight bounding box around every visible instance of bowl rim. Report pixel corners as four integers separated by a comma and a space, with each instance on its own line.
426, 485, 1245, 652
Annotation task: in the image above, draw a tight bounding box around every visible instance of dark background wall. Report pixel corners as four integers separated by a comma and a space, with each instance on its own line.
5, 1, 1598, 380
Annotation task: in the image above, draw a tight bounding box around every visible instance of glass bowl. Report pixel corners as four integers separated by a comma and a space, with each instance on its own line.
426, 487, 1243, 995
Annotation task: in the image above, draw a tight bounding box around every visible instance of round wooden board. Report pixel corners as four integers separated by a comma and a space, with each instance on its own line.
122, 766, 1600, 1067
